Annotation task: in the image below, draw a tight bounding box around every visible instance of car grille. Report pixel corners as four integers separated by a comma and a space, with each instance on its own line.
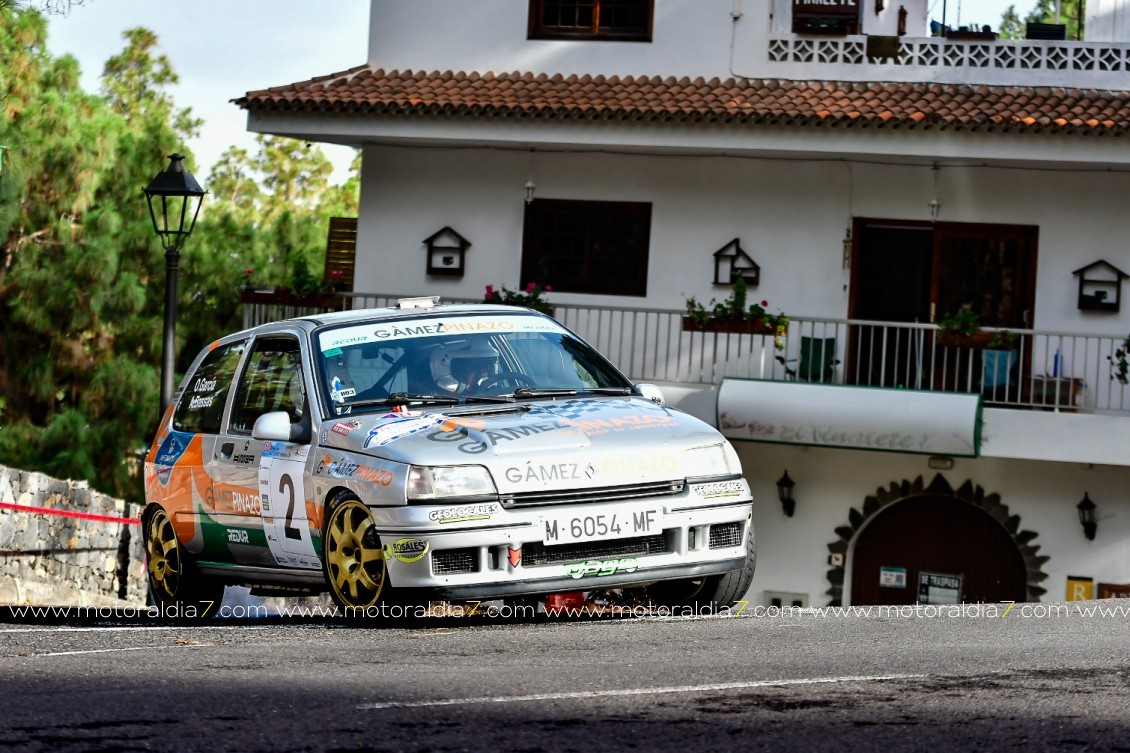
433, 548, 479, 575
709, 522, 743, 549
523, 533, 671, 566
499, 481, 684, 509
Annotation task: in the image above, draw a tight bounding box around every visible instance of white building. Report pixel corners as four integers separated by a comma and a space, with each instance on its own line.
238, 0, 1130, 607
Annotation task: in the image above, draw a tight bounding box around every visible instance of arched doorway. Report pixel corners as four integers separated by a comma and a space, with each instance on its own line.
823, 474, 1048, 606
850, 495, 1026, 605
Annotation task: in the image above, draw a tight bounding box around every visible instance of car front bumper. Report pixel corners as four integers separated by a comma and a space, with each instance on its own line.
370, 482, 753, 599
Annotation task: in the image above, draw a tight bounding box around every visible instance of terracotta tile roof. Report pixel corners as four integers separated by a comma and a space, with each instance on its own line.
235, 66, 1130, 134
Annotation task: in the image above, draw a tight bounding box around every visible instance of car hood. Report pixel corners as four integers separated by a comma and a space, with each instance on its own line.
316, 396, 723, 491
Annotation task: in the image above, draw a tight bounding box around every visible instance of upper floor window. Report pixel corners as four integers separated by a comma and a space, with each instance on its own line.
528, 0, 654, 42
521, 199, 651, 297
792, 0, 860, 36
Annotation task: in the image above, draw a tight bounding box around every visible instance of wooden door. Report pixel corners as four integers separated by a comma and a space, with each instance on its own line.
849, 220, 1038, 391
849, 495, 1028, 606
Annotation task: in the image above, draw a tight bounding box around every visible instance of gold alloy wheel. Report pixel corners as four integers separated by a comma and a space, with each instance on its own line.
325, 499, 386, 608
146, 509, 183, 603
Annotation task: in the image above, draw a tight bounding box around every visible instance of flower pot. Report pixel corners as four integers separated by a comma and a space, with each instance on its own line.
682, 317, 779, 335
936, 331, 1015, 350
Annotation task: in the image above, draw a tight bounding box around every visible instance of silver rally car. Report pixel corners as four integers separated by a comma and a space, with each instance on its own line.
143, 298, 755, 613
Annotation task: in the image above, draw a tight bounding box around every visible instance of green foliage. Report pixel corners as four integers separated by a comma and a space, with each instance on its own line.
1024, 0, 1084, 40
1109, 335, 1130, 386
684, 277, 788, 331
937, 309, 982, 336
684, 277, 788, 350
0, 6, 359, 501
483, 282, 553, 314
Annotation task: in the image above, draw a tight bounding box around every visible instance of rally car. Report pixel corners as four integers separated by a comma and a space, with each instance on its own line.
143, 297, 755, 615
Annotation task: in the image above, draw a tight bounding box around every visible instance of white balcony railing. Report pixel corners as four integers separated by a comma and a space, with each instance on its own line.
241, 292, 1130, 415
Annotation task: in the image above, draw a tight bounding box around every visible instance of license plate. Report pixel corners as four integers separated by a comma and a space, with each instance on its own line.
543, 509, 659, 545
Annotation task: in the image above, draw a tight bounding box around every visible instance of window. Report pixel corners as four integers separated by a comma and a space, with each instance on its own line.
172, 340, 246, 434
792, 0, 860, 35
521, 199, 651, 297
230, 337, 305, 434
528, 0, 653, 41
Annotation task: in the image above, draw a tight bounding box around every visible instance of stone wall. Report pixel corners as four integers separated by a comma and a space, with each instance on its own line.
0, 464, 146, 606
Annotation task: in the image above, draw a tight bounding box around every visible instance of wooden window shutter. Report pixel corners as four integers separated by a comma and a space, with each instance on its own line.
323, 217, 357, 291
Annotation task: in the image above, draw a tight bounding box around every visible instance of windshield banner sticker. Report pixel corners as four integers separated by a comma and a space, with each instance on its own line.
319, 315, 566, 353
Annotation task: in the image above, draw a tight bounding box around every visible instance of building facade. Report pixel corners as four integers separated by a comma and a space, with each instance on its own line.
238, 0, 1130, 607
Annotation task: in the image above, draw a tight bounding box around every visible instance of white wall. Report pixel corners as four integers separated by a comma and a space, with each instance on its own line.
368, 0, 737, 79
730, 442, 1130, 607
357, 143, 1130, 339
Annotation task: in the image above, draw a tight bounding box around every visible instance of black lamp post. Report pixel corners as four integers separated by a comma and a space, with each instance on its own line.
776, 470, 796, 518
144, 153, 205, 412
1076, 492, 1097, 541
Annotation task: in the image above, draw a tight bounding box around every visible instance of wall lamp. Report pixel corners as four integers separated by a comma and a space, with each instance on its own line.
776, 470, 796, 517
1077, 492, 1097, 541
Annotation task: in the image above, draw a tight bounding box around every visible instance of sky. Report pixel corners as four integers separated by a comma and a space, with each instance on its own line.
45, 0, 371, 185
41, 0, 1038, 186
931, 0, 1038, 30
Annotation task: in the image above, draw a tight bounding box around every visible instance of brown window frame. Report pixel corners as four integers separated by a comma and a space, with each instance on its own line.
521, 198, 651, 297
527, 0, 654, 42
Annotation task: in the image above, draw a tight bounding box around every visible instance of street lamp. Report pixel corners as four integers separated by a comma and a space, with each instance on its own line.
144, 153, 206, 412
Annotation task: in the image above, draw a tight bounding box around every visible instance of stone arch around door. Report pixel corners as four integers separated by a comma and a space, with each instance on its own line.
824, 474, 1048, 606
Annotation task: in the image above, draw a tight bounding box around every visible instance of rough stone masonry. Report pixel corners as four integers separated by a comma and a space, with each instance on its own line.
0, 464, 146, 606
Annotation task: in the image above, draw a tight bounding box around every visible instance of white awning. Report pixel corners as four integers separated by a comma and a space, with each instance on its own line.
717, 379, 982, 457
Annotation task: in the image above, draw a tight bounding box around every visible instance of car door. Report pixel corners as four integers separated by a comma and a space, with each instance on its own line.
213, 333, 320, 570
154, 338, 248, 559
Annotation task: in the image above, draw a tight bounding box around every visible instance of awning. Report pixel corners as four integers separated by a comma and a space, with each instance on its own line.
717, 379, 982, 457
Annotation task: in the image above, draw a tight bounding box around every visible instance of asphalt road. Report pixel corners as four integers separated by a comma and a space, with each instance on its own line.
1, 599, 1127, 752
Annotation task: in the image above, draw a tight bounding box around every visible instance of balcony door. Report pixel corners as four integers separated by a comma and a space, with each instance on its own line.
849, 220, 1038, 390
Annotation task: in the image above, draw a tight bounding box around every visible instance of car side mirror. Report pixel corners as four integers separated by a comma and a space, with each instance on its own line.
252, 411, 310, 443
634, 383, 665, 405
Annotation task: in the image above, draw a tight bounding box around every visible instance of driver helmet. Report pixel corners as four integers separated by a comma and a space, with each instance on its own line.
433, 339, 500, 392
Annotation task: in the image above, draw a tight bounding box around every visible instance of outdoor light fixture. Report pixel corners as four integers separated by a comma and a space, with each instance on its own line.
144, 153, 206, 412
776, 470, 796, 517
524, 148, 536, 204
1076, 492, 1097, 541
928, 162, 942, 221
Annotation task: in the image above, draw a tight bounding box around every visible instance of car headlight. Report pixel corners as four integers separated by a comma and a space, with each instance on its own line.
407, 465, 497, 501
684, 442, 742, 479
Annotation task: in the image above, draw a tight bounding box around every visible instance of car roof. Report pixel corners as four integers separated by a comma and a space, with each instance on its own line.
225, 302, 546, 343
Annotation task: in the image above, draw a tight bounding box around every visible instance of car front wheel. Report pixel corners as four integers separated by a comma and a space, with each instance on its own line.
323, 497, 391, 611
647, 521, 756, 612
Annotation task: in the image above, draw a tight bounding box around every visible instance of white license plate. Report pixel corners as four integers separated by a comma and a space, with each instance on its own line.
543, 509, 659, 545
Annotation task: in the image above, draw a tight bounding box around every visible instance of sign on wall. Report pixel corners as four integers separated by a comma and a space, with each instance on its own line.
717, 379, 983, 457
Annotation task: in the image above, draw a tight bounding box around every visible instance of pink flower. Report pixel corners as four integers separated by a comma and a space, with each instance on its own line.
525, 281, 537, 294
761, 300, 768, 307
544, 285, 552, 292
485, 285, 495, 297
245, 267, 254, 276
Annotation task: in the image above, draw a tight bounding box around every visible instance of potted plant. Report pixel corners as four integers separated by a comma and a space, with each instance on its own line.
682, 277, 788, 349
936, 310, 1017, 349
483, 281, 553, 315
1108, 334, 1130, 385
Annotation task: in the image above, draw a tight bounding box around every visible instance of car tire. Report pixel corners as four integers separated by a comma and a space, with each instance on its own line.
322, 495, 404, 614
647, 520, 756, 612
143, 506, 225, 619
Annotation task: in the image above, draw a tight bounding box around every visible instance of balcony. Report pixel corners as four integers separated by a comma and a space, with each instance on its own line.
241, 292, 1130, 416
762, 34, 1130, 89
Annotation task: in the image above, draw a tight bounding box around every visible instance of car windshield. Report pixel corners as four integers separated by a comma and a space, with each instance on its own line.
315, 311, 632, 415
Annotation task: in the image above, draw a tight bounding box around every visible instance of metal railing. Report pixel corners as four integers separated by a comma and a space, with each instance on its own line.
242, 293, 1130, 414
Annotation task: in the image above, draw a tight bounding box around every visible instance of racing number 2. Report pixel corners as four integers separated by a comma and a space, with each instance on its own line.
278, 473, 302, 540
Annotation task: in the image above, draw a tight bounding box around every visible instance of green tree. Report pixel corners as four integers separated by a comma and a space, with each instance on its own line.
999, 5, 1024, 38
0, 8, 359, 501
1021, 0, 1086, 40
